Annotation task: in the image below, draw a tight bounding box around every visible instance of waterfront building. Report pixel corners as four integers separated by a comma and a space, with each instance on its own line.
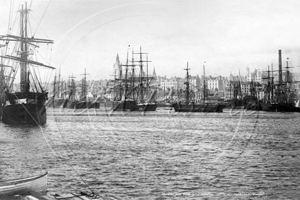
160, 77, 180, 90
206, 75, 224, 92
188, 75, 201, 91
159, 75, 200, 91
293, 73, 300, 103
247, 67, 263, 83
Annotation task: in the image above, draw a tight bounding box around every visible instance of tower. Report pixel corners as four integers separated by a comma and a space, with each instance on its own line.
246, 66, 251, 82
153, 67, 156, 79
113, 54, 121, 79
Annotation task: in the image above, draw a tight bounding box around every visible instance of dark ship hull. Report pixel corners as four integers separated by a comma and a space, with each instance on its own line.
48, 98, 100, 109
261, 102, 295, 112
137, 103, 157, 111
62, 100, 78, 109
52, 98, 64, 108
74, 101, 100, 109
2, 104, 46, 125
227, 96, 261, 111
46, 98, 64, 108
294, 106, 300, 112
245, 101, 262, 110
156, 102, 172, 108
173, 103, 225, 112
112, 99, 139, 111
112, 100, 158, 112
229, 99, 244, 109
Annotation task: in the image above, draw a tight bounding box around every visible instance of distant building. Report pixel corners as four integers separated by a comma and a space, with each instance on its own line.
159, 75, 200, 92
223, 72, 249, 99
160, 77, 181, 90
247, 67, 263, 82
206, 75, 224, 92
291, 72, 300, 102
189, 75, 201, 91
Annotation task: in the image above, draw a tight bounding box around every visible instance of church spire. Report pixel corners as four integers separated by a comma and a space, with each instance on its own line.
116, 53, 119, 62
113, 53, 121, 79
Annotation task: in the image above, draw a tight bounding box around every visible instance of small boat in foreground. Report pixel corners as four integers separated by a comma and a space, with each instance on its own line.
0, 172, 47, 197
0, 172, 120, 200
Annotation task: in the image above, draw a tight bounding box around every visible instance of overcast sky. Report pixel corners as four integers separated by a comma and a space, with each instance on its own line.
1, 0, 300, 81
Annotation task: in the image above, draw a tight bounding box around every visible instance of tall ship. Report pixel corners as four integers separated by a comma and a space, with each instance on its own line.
111, 51, 139, 111
73, 69, 100, 109
112, 47, 157, 112
261, 50, 296, 112
47, 70, 100, 109
226, 79, 260, 110
61, 74, 80, 109
0, 3, 55, 125
46, 70, 67, 108
172, 63, 225, 112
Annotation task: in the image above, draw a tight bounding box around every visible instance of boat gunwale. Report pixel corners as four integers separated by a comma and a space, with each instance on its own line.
0, 172, 48, 187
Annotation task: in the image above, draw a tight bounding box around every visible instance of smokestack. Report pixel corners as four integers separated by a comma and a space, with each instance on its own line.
278, 50, 282, 85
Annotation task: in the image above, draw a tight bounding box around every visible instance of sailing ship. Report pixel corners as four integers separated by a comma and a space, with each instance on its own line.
226, 80, 244, 109
156, 86, 174, 109
226, 80, 261, 110
0, 3, 54, 125
73, 69, 100, 109
172, 62, 225, 112
0, 3, 119, 200
112, 47, 157, 112
261, 50, 296, 112
46, 69, 67, 108
111, 51, 139, 111
134, 47, 157, 111
48, 70, 100, 109
61, 74, 80, 109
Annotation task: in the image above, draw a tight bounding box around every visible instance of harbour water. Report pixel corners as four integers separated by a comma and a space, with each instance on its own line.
1, 108, 300, 199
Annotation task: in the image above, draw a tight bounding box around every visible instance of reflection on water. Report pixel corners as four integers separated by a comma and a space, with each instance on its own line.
1, 108, 300, 199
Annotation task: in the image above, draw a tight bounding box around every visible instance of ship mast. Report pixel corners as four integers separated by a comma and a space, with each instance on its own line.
286, 58, 290, 84
20, 3, 29, 92
278, 49, 283, 103
81, 69, 89, 100
271, 63, 274, 101
57, 68, 61, 98
203, 62, 206, 104
184, 62, 190, 105
124, 51, 129, 97
120, 51, 130, 100
133, 46, 150, 103
278, 50, 283, 85
138, 46, 146, 103
285, 58, 291, 102
131, 50, 135, 100
267, 65, 270, 103
262, 65, 275, 103
0, 3, 54, 93
52, 73, 56, 102
68, 74, 76, 101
